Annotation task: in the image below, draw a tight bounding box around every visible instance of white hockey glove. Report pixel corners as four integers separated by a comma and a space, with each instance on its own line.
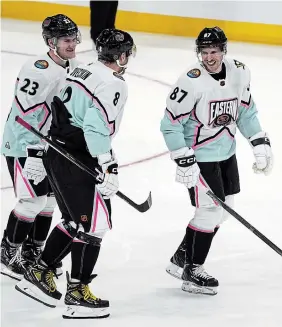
23, 144, 47, 185
171, 147, 200, 189
249, 131, 273, 175
96, 152, 119, 198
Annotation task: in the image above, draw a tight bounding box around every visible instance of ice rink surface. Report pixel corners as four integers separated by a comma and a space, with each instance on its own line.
1, 18, 282, 327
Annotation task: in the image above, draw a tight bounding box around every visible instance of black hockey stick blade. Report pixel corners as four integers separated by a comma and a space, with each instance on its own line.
117, 191, 152, 213
206, 190, 282, 257
15, 116, 152, 213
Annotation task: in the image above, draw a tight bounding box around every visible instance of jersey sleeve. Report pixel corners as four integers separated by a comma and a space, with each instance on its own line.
236, 66, 262, 138
83, 80, 128, 156
160, 74, 195, 151
11, 67, 54, 149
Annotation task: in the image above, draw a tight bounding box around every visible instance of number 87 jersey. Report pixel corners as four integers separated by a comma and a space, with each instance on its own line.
160, 58, 261, 162
1, 53, 78, 158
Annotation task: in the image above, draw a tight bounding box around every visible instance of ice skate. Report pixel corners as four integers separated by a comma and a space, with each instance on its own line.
15, 259, 62, 307
62, 272, 110, 319
181, 264, 218, 295
166, 241, 185, 280
21, 238, 42, 266
21, 238, 63, 276
1, 236, 26, 281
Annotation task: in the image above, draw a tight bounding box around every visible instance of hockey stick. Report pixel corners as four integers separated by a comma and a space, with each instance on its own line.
15, 116, 152, 213
198, 180, 282, 257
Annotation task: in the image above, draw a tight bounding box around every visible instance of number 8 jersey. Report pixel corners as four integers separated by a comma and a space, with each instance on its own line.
58, 60, 128, 157
160, 58, 262, 162
1, 53, 79, 157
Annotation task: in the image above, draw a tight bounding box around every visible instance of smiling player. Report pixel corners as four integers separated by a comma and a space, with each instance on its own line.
160, 26, 273, 295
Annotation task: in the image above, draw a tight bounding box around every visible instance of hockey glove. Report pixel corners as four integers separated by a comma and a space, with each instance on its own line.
249, 131, 273, 175
171, 147, 200, 189
96, 152, 119, 198
23, 144, 47, 185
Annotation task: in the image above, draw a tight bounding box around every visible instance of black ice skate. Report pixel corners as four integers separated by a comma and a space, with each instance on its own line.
15, 260, 62, 308
166, 241, 185, 280
22, 238, 42, 265
21, 239, 63, 276
63, 272, 110, 319
1, 236, 26, 281
181, 263, 218, 295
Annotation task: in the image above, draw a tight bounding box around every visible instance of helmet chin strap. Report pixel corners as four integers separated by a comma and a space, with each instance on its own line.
48, 39, 68, 65
53, 47, 69, 64
115, 58, 128, 75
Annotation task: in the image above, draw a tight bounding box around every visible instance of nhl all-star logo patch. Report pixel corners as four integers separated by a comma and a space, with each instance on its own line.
187, 68, 201, 78
34, 60, 49, 69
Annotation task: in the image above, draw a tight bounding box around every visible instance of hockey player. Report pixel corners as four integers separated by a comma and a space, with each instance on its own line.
1, 14, 81, 280
15, 28, 136, 319
160, 26, 273, 295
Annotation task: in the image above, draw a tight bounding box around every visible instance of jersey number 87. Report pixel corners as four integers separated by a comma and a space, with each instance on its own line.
169, 87, 188, 103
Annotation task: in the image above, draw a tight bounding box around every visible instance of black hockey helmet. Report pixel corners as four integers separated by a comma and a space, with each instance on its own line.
42, 14, 81, 47
196, 26, 227, 54
96, 28, 136, 62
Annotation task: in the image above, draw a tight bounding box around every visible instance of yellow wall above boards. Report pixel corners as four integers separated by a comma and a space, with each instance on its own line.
1, 1, 282, 46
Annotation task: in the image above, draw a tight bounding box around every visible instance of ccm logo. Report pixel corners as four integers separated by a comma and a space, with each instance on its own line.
107, 167, 118, 174
177, 157, 196, 166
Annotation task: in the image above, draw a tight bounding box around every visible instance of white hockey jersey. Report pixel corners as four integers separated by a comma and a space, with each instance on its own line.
1, 53, 79, 157
59, 60, 128, 157
160, 58, 262, 162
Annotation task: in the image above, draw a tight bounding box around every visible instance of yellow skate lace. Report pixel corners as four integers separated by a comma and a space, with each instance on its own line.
81, 284, 97, 301
45, 271, 57, 292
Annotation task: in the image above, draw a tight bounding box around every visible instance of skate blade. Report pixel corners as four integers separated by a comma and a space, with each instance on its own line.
1, 264, 23, 281
15, 279, 58, 308
62, 305, 110, 319
181, 281, 218, 296
166, 263, 183, 280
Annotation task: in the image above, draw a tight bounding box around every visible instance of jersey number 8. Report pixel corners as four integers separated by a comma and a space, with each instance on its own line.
113, 92, 120, 106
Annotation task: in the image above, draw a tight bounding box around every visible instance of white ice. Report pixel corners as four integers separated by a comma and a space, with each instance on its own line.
1, 18, 282, 327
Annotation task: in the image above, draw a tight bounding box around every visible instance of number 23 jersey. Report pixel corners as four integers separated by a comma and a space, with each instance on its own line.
1, 53, 78, 157
160, 58, 262, 162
